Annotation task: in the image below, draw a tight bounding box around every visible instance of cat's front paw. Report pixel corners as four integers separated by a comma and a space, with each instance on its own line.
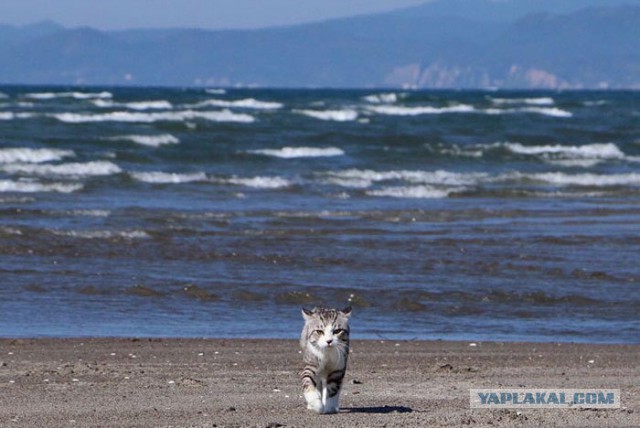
306, 400, 324, 413
304, 391, 324, 413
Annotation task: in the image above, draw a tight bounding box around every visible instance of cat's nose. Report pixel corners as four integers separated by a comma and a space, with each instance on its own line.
326, 339, 333, 345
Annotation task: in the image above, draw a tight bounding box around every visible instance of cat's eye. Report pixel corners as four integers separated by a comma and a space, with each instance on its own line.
333, 329, 345, 335
314, 329, 324, 335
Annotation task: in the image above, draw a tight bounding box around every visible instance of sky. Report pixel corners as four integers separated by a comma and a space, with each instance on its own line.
1, 0, 432, 30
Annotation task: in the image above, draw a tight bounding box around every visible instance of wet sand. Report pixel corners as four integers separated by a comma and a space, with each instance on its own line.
0, 339, 637, 427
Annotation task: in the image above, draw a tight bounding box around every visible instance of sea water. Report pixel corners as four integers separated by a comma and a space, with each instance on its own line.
0, 86, 638, 343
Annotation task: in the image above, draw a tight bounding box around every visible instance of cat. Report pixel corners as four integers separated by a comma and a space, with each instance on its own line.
299, 306, 352, 414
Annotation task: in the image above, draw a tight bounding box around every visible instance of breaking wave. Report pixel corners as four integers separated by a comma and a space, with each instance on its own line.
0, 148, 75, 164
248, 146, 344, 159
222, 176, 292, 189
0, 180, 83, 193
92, 99, 174, 110
363, 93, 399, 104
191, 98, 283, 110
130, 171, 207, 184
110, 134, 180, 147
294, 109, 358, 122
366, 104, 475, 116
500, 172, 640, 187
324, 169, 487, 188
367, 185, 456, 199
52, 109, 255, 123
1, 161, 122, 177
490, 97, 555, 106
24, 91, 113, 100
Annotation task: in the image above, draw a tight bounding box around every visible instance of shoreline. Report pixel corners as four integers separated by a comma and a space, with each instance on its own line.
0, 338, 638, 427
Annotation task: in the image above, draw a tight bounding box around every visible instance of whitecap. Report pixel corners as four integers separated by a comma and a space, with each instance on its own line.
124, 100, 173, 110
294, 109, 358, 122
25, 91, 113, 100
91, 99, 173, 110
363, 93, 398, 104
366, 104, 475, 116
68, 209, 111, 217
0, 180, 83, 193
485, 107, 572, 118
1, 161, 122, 177
367, 185, 455, 199
498, 172, 640, 187
54, 230, 150, 239
130, 171, 207, 184
248, 147, 344, 159
223, 176, 292, 189
0, 112, 35, 120
490, 97, 555, 106
110, 134, 180, 147
504, 142, 624, 160
192, 98, 282, 110
205, 88, 226, 95
324, 169, 486, 187
0, 148, 75, 164
52, 109, 254, 124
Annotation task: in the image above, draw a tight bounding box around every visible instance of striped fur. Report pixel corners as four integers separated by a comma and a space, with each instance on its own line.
299, 306, 352, 414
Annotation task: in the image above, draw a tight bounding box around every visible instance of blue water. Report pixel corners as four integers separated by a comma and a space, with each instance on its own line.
0, 86, 638, 343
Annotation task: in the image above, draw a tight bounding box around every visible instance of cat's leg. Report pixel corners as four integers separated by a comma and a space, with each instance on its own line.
301, 369, 323, 413
321, 369, 345, 414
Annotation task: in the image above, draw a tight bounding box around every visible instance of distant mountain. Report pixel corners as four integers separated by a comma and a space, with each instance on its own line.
1, 1, 639, 88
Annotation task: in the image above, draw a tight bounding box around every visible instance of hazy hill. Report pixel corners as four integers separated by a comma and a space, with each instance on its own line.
0, 0, 639, 88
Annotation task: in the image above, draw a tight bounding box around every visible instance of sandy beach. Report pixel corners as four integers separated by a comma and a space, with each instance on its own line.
0, 339, 637, 427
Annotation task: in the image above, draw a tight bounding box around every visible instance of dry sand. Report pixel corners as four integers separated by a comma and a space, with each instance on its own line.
0, 338, 637, 427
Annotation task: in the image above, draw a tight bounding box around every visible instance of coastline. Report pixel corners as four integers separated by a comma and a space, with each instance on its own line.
0, 338, 637, 427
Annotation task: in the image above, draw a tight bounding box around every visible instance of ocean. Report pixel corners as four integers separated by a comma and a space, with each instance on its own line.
0, 86, 638, 343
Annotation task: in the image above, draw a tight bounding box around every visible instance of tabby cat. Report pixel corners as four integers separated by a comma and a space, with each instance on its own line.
299, 306, 352, 414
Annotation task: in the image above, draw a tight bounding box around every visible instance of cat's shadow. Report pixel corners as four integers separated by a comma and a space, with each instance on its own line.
342, 405, 413, 414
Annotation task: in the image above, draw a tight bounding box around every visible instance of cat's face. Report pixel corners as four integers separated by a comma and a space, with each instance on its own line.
302, 306, 351, 350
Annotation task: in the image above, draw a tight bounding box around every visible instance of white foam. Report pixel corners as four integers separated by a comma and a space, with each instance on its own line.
69, 209, 111, 217
324, 169, 487, 187
498, 172, 640, 187
366, 104, 475, 116
248, 146, 344, 159
125, 100, 173, 110
224, 176, 292, 189
519, 107, 573, 118
0, 180, 83, 193
55, 230, 150, 239
92, 100, 173, 110
486, 107, 573, 118
490, 97, 555, 106
111, 134, 180, 147
363, 93, 398, 104
294, 109, 358, 122
205, 88, 227, 95
367, 185, 454, 199
52, 109, 254, 123
0, 112, 35, 120
193, 98, 283, 110
2, 161, 122, 177
0, 92, 8, 99
25, 91, 113, 100
0, 148, 75, 164
130, 171, 207, 184
504, 142, 624, 160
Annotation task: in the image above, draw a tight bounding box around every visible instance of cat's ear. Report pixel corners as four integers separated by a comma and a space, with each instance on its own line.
301, 307, 314, 320
341, 306, 352, 317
